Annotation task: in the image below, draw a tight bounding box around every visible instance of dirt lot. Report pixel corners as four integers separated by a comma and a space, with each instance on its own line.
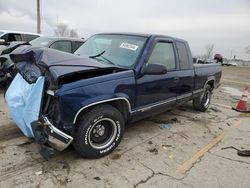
0, 66, 250, 188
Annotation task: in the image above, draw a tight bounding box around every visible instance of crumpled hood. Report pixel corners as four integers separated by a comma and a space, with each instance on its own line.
9, 45, 114, 88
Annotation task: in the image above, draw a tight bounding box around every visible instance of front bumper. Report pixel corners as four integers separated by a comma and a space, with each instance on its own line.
31, 116, 73, 159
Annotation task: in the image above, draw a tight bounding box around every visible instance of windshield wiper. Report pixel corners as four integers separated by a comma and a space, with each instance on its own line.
99, 56, 116, 66
89, 50, 116, 66
89, 50, 105, 58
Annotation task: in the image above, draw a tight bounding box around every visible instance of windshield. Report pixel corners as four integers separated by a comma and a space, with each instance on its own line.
29, 37, 54, 47
74, 34, 147, 68
0, 31, 4, 37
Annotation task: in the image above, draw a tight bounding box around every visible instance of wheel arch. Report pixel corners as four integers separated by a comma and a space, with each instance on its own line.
204, 77, 215, 90
73, 97, 132, 124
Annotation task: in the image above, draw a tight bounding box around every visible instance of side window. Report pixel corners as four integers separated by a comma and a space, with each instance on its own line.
8, 33, 22, 42
50, 41, 72, 53
176, 42, 190, 70
23, 34, 39, 42
147, 42, 176, 70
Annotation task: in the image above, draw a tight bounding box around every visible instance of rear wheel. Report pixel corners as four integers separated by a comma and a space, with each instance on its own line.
73, 104, 125, 158
193, 85, 212, 112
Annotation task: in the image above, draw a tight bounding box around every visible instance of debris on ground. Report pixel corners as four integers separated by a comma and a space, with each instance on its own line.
149, 117, 179, 124
35, 171, 43, 176
66, 178, 72, 183
168, 154, 173, 159
163, 123, 169, 129
148, 148, 158, 155
110, 153, 121, 160
175, 131, 189, 140
162, 144, 173, 150
148, 141, 153, 145
171, 117, 179, 123
93, 176, 101, 181
237, 150, 250, 157
149, 118, 168, 124
222, 146, 250, 157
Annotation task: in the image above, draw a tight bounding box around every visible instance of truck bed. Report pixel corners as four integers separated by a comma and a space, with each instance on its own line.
194, 63, 222, 90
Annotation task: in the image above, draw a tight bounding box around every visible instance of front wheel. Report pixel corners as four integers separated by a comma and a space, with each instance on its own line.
193, 85, 212, 112
73, 104, 125, 158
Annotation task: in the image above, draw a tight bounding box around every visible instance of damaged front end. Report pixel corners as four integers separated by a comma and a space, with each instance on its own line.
5, 46, 117, 159
5, 72, 73, 160
4, 46, 113, 159
31, 116, 73, 160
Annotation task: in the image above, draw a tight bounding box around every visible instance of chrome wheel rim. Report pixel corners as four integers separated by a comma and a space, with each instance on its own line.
204, 91, 210, 107
88, 118, 117, 149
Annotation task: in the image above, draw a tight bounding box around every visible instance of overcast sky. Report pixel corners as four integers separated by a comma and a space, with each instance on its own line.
0, 0, 250, 59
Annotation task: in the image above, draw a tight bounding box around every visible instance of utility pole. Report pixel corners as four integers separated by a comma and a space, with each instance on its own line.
230, 50, 233, 60
37, 0, 41, 34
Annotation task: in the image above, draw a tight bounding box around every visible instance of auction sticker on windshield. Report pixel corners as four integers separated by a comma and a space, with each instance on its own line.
120, 43, 138, 51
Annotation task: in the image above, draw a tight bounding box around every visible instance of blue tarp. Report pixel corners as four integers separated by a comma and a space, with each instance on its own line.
5, 73, 45, 138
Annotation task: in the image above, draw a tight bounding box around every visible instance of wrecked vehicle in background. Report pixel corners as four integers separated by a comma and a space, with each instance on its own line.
0, 30, 41, 43
5, 33, 222, 159
0, 37, 84, 86
0, 42, 28, 85
29, 36, 84, 53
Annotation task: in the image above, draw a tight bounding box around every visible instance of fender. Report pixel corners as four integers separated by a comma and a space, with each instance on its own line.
204, 76, 215, 89
73, 97, 133, 124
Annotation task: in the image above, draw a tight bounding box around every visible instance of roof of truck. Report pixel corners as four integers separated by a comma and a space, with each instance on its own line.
0, 30, 41, 36
96, 32, 187, 42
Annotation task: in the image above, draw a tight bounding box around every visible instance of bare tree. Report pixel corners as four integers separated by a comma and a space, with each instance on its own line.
245, 45, 250, 54
54, 23, 70, 37
54, 23, 79, 38
204, 44, 214, 59
69, 29, 79, 38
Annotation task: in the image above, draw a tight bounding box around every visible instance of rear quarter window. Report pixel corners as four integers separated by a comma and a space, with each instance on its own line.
176, 41, 191, 70
50, 41, 72, 53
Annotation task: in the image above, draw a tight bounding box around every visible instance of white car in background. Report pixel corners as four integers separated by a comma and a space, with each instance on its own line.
0, 30, 41, 44
0, 30, 41, 54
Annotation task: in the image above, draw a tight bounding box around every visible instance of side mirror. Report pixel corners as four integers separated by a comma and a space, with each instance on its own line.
0, 39, 6, 45
144, 63, 167, 75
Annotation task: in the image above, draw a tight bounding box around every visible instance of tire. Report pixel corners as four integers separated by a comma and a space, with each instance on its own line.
193, 85, 212, 112
73, 104, 125, 158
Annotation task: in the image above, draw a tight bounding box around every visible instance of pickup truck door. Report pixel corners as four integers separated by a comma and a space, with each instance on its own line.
175, 41, 195, 102
135, 38, 178, 114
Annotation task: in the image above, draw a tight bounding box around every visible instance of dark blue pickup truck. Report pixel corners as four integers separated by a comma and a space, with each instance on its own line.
5, 33, 221, 159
